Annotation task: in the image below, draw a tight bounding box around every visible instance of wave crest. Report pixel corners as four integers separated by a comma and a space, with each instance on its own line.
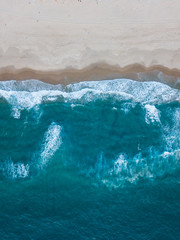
0, 79, 179, 118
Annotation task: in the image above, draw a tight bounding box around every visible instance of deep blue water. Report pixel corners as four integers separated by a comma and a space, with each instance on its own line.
0, 79, 179, 239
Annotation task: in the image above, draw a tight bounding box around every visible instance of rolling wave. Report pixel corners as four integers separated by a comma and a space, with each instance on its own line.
0, 78, 179, 187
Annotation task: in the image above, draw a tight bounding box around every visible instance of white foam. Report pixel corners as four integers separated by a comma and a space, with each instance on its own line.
108, 153, 153, 184
0, 89, 44, 118
162, 108, 180, 151
112, 154, 128, 175
5, 161, 29, 179
0, 79, 179, 118
99, 147, 180, 187
0, 79, 63, 91
40, 123, 62, 166
67, 78, 180, 104
144, 104, 161, 124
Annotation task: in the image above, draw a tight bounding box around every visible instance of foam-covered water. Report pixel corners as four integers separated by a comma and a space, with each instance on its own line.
0, 78, 179, 239
40, 122, 62, 166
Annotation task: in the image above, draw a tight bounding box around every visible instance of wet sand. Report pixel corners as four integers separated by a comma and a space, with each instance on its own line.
0, 64, 179, 89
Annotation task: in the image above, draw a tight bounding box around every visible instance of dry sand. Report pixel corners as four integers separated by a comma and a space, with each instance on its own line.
0, 0, 180, 86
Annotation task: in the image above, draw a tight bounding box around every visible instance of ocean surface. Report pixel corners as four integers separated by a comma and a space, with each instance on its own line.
0, 78, 179, 239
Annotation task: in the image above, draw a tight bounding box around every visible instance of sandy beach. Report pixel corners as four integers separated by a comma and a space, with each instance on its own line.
0, 0, 180, 86
0, 2, 180, 239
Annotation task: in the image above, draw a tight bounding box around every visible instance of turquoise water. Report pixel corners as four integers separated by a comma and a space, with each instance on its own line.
0, 78, 179, 239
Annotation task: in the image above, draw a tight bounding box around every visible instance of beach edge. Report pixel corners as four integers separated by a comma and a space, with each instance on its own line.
0, 63, 179, 88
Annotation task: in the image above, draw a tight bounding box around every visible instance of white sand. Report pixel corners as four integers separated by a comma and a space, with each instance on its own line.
0, 0, 180, 83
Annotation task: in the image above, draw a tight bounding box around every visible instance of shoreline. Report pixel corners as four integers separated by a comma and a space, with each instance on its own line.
0, 64, 179, 89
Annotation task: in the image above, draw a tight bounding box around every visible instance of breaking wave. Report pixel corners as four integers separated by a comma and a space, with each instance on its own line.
0, 78, 179, 118
0, 78, 179, 186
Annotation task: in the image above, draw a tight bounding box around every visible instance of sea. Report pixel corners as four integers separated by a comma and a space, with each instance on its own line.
0, 78, 179, 239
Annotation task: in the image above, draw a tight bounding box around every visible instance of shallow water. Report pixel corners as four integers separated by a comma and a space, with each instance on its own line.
0, 79, 179, 239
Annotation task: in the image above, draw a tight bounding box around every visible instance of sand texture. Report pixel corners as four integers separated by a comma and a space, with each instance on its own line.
0, 0, 180, 86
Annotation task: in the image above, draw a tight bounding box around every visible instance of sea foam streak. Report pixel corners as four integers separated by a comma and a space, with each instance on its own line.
40, 123, 62, 166
0, 123, 62, 180
1, 160, 29, 179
